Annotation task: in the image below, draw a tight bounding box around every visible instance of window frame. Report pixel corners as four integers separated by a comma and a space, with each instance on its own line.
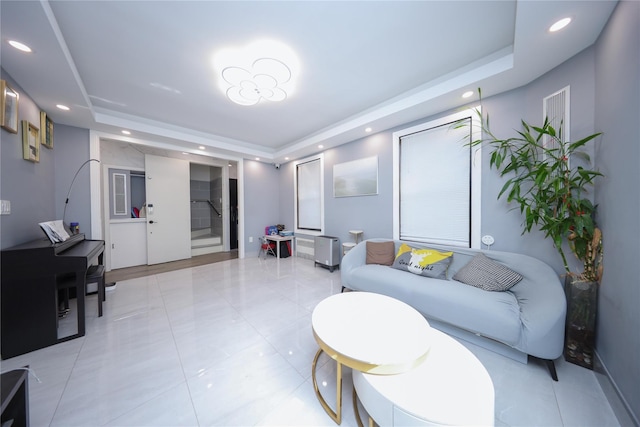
293, 153, 324, 236
392, 107, 482, 248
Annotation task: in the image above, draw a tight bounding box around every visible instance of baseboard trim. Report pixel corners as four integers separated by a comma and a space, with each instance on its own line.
594, 351, 639, 427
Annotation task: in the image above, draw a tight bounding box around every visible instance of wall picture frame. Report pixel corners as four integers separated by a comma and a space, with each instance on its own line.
22, 120, 40, 162
1, 79, 19, 134
40, 111, 54, 148
333, 155, 378, 197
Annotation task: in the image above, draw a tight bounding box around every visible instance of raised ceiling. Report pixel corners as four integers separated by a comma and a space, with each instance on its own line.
0, 1, 617, 163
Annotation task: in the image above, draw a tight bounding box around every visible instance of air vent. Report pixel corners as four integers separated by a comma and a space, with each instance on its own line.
543, 86, 570, 161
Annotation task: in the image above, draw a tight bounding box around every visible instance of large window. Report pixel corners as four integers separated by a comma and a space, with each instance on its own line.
294, 154, 324, 234
393, 108, 481, 248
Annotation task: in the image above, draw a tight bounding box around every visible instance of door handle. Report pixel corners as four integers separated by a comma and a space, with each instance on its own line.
148, 220, 158, 224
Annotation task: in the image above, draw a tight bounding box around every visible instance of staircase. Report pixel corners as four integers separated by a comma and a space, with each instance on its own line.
191, 228, 223, 256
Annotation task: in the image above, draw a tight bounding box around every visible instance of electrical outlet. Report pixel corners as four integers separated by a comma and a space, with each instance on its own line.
481, 235, 495, 246
0, 200, 10, 215
249, 236, 253, 243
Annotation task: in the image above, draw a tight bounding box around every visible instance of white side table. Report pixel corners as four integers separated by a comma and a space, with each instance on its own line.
311, 292, 431, 425
342, 230, 363, 255
352, 328, 495, 426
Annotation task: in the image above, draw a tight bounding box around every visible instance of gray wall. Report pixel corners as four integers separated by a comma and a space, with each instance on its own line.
54, 125, 92, 234
0, 70, 56, 248
244, 159, 280, 255
594, 1, 640, 423
278, 45, 598, 275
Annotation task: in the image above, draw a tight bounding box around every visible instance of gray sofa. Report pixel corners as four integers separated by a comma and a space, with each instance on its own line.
340, 239, 566, 380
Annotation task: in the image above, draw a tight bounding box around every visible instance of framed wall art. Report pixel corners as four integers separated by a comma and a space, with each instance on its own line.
40, 111, 54, 148
22, 120, 40, 162
333, 155, 378, 197
1, 79, 19, 133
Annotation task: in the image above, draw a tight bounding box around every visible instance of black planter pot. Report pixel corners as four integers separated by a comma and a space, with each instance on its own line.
564, 276, 598, 369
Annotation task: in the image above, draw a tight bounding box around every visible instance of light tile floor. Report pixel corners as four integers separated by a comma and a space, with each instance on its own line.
0, 256, 621, 426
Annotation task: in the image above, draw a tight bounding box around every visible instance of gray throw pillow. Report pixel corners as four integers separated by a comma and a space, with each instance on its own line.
453, 253, 523, 291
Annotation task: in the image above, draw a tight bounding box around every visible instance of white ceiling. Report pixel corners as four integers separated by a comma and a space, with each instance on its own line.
1, 1, 617, 163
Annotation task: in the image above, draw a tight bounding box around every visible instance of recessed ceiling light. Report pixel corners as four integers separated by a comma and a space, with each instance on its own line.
56, 104, 70, 111
318, 145, 324, 149
228, 164, 233, 167
255, 157, 260, 161
182, 152, 189, 155
8, 40, 32, 53
284, 157, 289, 160
121, 130, 131, 135
549, 17, 571, 32
462, 91, 474, 98
365, 127, 372, 133
198, 146, 205, 150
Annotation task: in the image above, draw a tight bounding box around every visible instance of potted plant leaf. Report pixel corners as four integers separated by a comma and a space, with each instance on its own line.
463, 90, 603, 369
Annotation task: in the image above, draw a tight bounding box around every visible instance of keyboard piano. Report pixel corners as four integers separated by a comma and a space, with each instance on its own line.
1, 233, 104, 359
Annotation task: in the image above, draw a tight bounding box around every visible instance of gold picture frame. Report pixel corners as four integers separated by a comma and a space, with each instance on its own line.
1, 80, 19, 133
40, 111, 54, 149
22, 120, 40, 162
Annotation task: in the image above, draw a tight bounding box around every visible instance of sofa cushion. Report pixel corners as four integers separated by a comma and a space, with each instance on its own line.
391, 243, 453, 279
366, 241, 396, 266
453, 253, 523, 291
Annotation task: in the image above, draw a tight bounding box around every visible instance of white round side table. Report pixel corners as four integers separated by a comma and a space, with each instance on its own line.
311, 292, 432, 425
352, 327, 495, 426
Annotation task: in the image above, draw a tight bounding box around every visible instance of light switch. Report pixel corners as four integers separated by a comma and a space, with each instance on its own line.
0, 200, 10, 215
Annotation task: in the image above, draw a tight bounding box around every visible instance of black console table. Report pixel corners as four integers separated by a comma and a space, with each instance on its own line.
1, 368, 29, 427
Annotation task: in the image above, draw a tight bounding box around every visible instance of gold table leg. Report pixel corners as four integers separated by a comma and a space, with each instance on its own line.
312, 348, 343, 424
352, 385, 377, 427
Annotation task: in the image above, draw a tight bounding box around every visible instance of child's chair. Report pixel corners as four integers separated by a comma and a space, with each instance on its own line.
259, 236, 276, 259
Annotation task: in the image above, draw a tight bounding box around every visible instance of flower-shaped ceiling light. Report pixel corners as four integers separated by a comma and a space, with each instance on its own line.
222, 58, 291, 105
214, 40, 298, 106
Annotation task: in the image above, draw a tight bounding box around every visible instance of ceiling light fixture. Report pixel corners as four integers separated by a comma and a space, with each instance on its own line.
198, 146, 205, 150
462, 91, 474, 98
56, 104, 70, 111
318, 145, 324, 149
549, 17, 572, 32
214, 40, 299, 106
365, 127, 372, 133
121, 130, 131, 135
8, 40, 32, 53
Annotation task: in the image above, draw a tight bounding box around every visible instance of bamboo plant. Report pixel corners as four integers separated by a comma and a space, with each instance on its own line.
466, 91, 603, 282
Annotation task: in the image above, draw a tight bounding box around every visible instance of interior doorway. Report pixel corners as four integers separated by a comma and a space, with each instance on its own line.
229, 178, 238, 250
190, 163, 226, 256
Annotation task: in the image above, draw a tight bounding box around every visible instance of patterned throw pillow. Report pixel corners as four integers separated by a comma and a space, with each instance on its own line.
453, 253, 523, 291
391, 243, 453, 279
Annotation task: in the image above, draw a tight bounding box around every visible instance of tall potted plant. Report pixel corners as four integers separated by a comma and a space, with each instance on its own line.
464, 91, 603, 369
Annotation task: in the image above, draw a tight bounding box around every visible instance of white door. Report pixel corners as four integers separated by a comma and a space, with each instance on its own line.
145, 154, 191, 265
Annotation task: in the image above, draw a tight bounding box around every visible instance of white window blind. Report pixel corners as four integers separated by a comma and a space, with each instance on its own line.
296, 157, 322, 232
396, 115, 477, 247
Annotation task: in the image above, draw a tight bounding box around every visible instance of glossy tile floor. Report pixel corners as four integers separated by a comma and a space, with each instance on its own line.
1, 256, 620, 426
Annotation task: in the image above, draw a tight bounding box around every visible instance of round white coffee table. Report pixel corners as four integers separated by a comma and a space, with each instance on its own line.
352, 327, 495, 426
311, 292, 432, 424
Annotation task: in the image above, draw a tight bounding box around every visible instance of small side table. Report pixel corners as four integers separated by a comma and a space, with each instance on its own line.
342, 230, 363, 255
1, 367, 29, 427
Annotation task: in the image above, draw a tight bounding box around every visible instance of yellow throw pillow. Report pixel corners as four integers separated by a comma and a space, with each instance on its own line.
391, 243, 453, 279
